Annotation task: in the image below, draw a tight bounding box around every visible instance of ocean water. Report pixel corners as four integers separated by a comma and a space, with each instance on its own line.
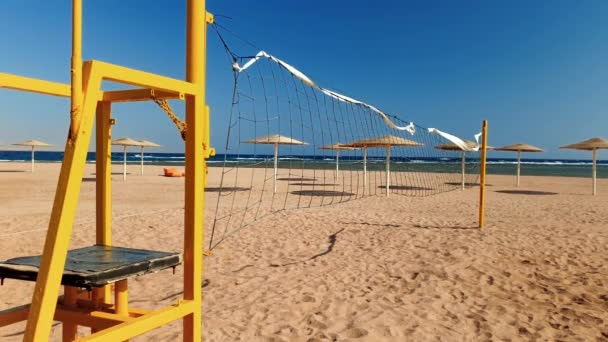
0, 151, 606, 178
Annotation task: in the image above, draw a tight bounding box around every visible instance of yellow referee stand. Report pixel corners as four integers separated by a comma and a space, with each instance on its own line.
0, 1, 211, 340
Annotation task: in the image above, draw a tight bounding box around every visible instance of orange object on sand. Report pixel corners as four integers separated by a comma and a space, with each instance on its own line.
163, 168, 185, 177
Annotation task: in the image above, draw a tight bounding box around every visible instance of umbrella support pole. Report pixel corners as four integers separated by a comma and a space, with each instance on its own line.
335, 150, 340, 181
461, 152, 465, 190
593, 149, 597, 196
31, 146, 35, 173
385, 146, 390, 197
123, 146, 127, 181
363, 147, 367, 193
516, 151, 521, 187
273, 143, 278, 193
140, 146, 145, 176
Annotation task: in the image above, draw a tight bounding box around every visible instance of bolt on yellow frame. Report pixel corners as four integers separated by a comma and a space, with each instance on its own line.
0, 1, 211, 341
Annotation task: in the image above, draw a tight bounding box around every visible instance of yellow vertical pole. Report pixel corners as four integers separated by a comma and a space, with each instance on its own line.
184, 0, 209, 341
114, 280, 129, 316
62, 286, 79, 341
479, 120, 488, 229
69, 0, 83, 140
95, 101, 113, 305
23, 1, 89, 339
204, 105, 211, 187
95, 101, 112, 246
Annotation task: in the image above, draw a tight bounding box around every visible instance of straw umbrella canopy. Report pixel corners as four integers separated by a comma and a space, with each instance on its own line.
112, 137, 144, 181
560, 137, 608, 195
12, 139, 53, 172
434, 141, 494, 190
319, 143, 359, 180
346, 135, 423, 197
137, 140, 161, 176
495, 143, 544, 187
243, 134, 308, 193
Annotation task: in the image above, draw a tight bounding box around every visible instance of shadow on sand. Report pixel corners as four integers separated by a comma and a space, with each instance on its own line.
412, 224, 480, 230
378, 185, 433, 191
445, 182, 493, 187
271, 228, 345, 267
205, 187, 251, 192
338, 221, 401, 228
277, 177, 317, 182
291, 190, 354, 197
289, 182, 338, 187
495, 190, 558, 196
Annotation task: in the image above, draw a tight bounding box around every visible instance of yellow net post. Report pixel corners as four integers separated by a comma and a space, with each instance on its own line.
69, 0, 82, 140
479, 120, 488, 229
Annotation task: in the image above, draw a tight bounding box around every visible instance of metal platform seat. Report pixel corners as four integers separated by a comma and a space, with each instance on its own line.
0, 245, 182, 289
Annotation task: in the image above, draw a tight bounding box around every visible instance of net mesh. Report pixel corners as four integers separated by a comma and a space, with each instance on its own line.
207, 31, 480, 250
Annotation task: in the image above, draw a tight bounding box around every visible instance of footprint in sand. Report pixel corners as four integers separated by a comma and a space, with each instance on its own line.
306, 331, 337, 342
302, 294, 316, 303
306, 312, 328, 330
273, 324, 298, 336
342, 327, 369, 338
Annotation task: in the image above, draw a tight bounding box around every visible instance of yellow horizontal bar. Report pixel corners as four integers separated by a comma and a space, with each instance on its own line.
77, 300, 195, 342
127, 307, 149, 317
102, 88, 184, 103
0, 301, 147, 330
0, 64, 193, 100
55, 307, 130, 330
72, 298, 149, 317
0, 73, 70, 97
89, 310, 133, 324
90, 60, 198, 95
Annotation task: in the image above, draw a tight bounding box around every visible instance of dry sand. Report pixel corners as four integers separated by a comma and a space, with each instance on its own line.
0, 162, 607, 341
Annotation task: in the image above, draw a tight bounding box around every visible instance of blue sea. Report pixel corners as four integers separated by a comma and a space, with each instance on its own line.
1, 150, 606, 178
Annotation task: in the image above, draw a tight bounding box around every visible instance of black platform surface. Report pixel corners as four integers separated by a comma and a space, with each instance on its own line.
0, 245, 182, 288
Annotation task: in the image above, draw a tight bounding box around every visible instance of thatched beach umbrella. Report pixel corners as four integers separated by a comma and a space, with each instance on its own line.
346, 135, 423, 197
137, 140, 161, 176
112, 137, 144, 181
560, 137, 608, 195
319, 143, 359, 180
244, 134, 308, 193
495, 143, 544, 187
12, 139, 52, 172
435, 141, 494, 190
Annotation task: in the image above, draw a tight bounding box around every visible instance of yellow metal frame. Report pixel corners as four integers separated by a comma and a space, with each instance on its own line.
479, 120, 488, 229
0, 1, 212, 341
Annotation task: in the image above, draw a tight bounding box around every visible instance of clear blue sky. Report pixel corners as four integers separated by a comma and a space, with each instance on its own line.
1, 0, 607, 159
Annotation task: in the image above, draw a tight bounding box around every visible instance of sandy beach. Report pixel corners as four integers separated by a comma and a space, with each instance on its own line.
0, 162, 607, 341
